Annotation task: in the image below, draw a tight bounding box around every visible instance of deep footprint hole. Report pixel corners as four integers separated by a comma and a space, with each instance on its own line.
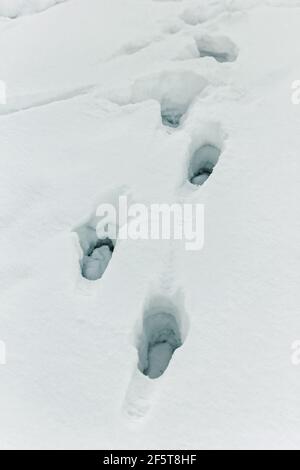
195, 35, 238, 63
161, 109, 183, 128
138, 306, 184, 380
129, 71, 207, 129
189, 144, 221, 186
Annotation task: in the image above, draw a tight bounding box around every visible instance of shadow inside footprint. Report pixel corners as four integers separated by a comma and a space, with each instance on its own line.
195, 35, 238, 63
138, 298, 185, 379
129, 70, 207, 129
189, 144, 221, 186
73, 188, 128, 282
82, 238, 115, 281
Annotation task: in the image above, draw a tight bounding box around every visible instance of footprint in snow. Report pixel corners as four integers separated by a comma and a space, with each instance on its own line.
74, 187, 128, 282
137, 293, 188, 380
125, 70, 207, 129
81, 238, 115, 281
195, 34, 238, 63
123, 292, 188, 421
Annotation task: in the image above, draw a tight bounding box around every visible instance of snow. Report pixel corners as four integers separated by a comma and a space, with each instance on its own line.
0, 0, 66, 17
75, 207, 117, 281
0, 0, 300, 450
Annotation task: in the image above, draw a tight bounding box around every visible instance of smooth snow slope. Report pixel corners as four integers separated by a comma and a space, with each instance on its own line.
0, 0, 300, 450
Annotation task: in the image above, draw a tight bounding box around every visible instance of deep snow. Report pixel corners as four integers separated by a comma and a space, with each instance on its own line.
0, 0, 300, 450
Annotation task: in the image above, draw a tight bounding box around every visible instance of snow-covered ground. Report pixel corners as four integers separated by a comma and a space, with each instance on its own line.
0, 0, 300, 450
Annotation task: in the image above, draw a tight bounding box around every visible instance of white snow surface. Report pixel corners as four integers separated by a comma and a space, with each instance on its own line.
0, 0, 300, 450
0, 0, 66, 17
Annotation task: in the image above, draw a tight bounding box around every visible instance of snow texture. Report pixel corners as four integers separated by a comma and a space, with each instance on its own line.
0, 0, 300, 451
